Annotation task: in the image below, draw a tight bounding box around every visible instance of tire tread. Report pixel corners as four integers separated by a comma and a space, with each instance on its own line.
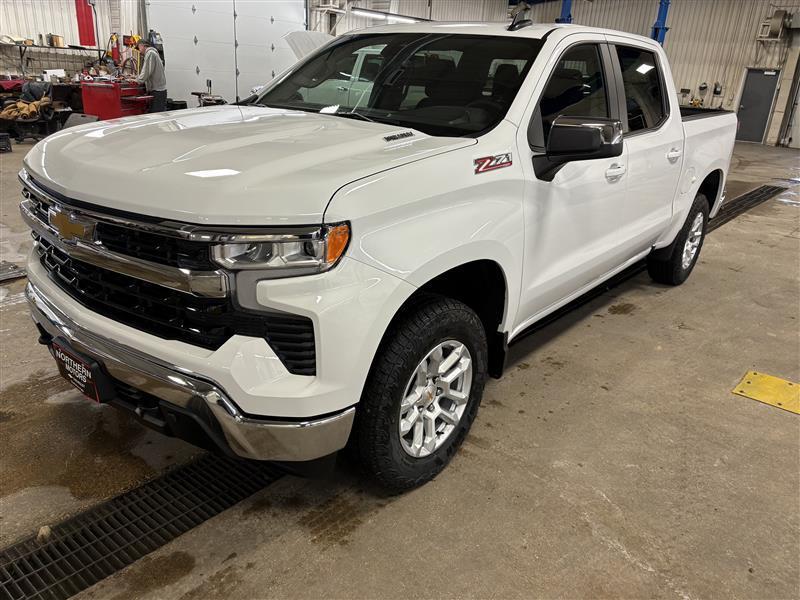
355, 294, 487, 491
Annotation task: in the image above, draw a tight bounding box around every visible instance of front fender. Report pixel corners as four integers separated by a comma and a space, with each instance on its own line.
326, 132, 524, 333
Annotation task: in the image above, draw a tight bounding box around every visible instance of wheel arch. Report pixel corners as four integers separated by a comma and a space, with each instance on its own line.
373, 259, 511, 380
698, 168, 724, 214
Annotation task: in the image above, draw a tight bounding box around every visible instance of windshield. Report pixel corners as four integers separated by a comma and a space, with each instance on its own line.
256, 33, 543, 137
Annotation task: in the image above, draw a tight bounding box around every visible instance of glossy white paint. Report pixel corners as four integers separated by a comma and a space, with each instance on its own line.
653, 112, 737, 247
26, 254, 413, 418
24, 23, 737, 424
22, 105, 472, 225
326, 120, 521, 329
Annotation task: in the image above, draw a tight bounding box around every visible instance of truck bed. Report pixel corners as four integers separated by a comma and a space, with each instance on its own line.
680, 106, 732, 121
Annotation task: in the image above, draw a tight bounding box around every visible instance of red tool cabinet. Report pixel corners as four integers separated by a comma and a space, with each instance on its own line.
81, 81, 151, 120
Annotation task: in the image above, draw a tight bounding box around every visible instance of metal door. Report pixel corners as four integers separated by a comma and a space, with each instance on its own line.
736, 68, 780, 142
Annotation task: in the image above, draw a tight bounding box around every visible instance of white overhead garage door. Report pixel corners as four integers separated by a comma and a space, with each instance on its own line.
147, 0, 306, 105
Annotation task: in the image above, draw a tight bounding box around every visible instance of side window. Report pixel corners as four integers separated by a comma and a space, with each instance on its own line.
357, 54, 384, 82
615, 46, 666, 132
334, 54, 357, 81
539, 44, 608, 141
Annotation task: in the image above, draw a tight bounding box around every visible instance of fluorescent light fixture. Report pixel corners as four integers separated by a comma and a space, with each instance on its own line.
636, 63, 655, 75
387, 15, 417, 23
185, 169, 240, 178
349, 7, 424, 22
352, 8, 386, 19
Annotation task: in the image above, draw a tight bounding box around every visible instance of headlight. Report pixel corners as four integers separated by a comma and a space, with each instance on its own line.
211, 222, 350, 277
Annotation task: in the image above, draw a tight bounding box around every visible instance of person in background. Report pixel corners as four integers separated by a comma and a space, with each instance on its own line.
135, 39, 167, 112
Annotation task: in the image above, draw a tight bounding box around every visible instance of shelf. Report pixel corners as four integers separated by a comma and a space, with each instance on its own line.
0, 43, 103, 52
0, 43, 105, 76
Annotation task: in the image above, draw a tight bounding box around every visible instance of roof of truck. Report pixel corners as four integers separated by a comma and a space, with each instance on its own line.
352, 21, 658, 47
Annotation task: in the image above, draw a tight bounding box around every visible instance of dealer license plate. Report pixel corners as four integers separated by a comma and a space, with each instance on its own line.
50, 338, 114, 402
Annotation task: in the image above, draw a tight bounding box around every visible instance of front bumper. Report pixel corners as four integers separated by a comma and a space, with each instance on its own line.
26, 281, 355, 462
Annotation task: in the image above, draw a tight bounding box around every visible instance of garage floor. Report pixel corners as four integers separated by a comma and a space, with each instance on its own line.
1, 141, 798, 599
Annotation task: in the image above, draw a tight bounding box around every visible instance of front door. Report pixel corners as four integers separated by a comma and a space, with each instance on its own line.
516, 40, 631, 326
736, 68, 780, 142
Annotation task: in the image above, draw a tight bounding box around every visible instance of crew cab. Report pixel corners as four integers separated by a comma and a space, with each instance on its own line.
20, 22, 736, 490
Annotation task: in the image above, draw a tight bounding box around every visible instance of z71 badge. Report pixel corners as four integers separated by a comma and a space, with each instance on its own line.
474, 153, 513, 174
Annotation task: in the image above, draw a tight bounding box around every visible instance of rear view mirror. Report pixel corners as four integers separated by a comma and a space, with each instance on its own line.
546, 116, 623, 162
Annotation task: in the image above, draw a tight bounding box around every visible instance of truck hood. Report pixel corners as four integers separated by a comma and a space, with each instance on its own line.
24, 105, 475, 225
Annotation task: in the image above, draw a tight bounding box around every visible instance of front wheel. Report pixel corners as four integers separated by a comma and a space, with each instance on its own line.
647, 193, 709, 285
354, 295, 488, 491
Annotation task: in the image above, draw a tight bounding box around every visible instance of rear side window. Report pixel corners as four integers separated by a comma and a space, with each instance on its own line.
615, 46, 667, 132
539, 44, 609, 142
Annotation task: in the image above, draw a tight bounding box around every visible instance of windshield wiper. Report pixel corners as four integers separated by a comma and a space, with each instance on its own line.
328, 110, 375, 123
255, 102, 319, 114
330, 110, 405, 127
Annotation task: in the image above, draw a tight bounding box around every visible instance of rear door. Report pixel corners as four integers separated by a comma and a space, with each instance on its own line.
606, 38, 683, 244
348, 49, 384, 107
301, 52, 356, 106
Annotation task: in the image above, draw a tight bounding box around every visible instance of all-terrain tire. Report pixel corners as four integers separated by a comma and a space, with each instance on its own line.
647, 192, 710, 285
355, 294, 488, 492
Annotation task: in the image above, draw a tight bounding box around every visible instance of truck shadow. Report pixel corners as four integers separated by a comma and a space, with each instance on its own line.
505, 263, 655, 369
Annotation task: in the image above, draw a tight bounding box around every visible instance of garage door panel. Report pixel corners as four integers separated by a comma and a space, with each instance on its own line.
234, 0, 304, 97
148, 0, 303, 103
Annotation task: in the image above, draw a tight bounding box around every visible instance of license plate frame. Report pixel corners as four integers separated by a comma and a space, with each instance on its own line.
50, 337, 115, 403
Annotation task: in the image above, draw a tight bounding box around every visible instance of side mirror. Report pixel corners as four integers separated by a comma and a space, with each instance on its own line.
546, 116, 623, 162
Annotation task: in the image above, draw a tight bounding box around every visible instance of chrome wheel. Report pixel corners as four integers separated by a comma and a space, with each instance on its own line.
398, 340, 473, 458
682, 212, 704, 270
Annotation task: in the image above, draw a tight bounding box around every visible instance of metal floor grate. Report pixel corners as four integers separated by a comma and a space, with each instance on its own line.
708, 184, 786, 232
0, 455, 282, 600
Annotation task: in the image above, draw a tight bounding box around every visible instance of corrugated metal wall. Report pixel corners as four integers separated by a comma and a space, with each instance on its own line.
529, 0, 800, 110
0, 0, 142, 75
1, 0, 111, 47
321, 0, 507, 34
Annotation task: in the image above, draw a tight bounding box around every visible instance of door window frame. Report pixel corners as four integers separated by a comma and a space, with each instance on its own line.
528, 41, 621, 153
608, 43, 671, 137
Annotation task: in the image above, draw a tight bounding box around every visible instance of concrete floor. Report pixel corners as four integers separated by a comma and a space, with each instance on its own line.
1, 141, 798, 599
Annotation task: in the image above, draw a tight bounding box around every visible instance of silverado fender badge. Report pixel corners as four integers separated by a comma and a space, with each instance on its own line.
384, 131, 414, 142
474, 153, 513, 174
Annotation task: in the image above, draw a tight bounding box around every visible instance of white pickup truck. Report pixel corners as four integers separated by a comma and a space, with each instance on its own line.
21, 22, 736, 490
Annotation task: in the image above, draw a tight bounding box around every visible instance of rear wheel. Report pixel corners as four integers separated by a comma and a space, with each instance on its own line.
647, 193, 709, 285
355, 295, 487, 491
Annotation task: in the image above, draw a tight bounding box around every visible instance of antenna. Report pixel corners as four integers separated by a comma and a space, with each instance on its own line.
508, 10, 532, 31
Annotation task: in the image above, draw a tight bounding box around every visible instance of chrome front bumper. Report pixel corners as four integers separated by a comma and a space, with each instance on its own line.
26, 282, 355, 462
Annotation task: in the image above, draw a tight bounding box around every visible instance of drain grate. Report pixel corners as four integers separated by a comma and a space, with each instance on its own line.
0, 455, 282, 600
709, 184, 786, 232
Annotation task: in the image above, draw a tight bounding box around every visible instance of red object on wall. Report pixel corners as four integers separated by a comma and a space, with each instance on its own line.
75, 0, 96, 47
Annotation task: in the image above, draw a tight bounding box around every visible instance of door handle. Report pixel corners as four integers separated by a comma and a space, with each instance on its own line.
666, 147, 683, 161
605, 163, 626, 181
336, 86, 347, 91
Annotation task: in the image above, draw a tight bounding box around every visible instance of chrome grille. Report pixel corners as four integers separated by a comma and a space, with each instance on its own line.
34, 235, 317, 373
95, 221, 215, 270
21, 173, 317, 375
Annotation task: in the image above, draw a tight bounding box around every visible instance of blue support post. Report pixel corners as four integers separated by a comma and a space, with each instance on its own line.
650, 0, 671, 44
555, 0, 572, 24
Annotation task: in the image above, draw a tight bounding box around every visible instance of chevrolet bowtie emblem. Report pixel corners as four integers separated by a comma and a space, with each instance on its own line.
48, 207, 95, 243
